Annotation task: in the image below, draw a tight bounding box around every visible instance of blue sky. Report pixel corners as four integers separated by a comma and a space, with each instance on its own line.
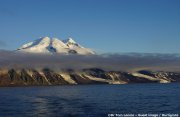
0, 0, 179, 53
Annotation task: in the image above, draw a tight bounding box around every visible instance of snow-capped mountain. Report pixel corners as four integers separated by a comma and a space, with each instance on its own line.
17, 37, 95, 55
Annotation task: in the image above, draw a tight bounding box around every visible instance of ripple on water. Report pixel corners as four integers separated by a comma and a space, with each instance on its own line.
0, 84, 180, 116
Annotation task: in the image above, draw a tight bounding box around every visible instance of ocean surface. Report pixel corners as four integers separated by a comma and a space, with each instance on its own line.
0, 84, 180, 117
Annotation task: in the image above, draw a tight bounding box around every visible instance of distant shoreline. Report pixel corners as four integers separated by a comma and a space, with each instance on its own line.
1, 68, 180, 87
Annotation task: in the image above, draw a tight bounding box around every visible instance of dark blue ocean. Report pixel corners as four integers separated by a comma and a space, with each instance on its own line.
0, 84, 180, 117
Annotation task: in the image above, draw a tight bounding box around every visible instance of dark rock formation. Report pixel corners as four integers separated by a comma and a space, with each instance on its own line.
0, 68, 179, 86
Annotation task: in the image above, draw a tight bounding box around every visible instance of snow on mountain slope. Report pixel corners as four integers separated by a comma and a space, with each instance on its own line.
50, 38, 69, 54
17, 37, 95, 55
18, 37, 51, 53
63, 38, 95, 54
63, 38, 83, 48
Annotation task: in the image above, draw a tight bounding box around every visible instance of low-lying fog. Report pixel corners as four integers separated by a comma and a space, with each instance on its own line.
0, 50, 180, 72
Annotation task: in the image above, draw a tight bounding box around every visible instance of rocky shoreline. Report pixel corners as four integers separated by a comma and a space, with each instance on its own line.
0, 68, 180, 87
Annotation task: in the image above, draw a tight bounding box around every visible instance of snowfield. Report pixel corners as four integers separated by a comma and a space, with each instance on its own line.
17, 37, 95, 55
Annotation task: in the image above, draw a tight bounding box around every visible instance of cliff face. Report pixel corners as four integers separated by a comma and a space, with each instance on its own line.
0, 68, 179, 86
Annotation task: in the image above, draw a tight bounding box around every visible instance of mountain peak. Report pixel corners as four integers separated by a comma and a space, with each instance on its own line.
17, 36, 95, 55
39, 36, 51, 41
63, 37, 76, 44
41, 36, 50, 39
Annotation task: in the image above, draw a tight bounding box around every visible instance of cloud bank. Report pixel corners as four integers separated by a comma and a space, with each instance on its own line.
0, 50, 180, 72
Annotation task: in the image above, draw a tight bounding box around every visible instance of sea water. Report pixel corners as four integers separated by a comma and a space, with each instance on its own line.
0, 84, 180, 117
